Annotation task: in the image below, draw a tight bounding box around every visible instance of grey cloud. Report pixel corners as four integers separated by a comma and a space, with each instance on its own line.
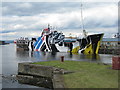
2, 2, 99, 16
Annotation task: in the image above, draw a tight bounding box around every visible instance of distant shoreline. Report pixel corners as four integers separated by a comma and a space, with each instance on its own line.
0, 41, 9, 45
0, 40, 14, 45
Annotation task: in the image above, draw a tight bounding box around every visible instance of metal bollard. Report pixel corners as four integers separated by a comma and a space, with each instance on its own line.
60, 56, 64, 62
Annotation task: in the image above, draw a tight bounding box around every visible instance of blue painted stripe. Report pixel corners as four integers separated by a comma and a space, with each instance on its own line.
35, 39, 43, 50
34, 37, 41, 47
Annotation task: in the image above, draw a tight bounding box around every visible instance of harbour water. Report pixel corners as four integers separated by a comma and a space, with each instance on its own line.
0, 43, 113, 89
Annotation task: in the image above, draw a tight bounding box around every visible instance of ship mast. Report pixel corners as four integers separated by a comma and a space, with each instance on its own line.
81, 3, 87, 38
48, 24, 50, 29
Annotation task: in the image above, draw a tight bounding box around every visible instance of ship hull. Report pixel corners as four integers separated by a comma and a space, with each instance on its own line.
31, 33, 104, 54
77, 33, 104, 54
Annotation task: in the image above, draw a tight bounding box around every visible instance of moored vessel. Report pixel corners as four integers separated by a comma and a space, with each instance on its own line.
77, 32, 104, 54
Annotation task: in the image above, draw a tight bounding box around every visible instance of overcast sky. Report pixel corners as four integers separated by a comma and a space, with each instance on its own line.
0, 1, 118, 40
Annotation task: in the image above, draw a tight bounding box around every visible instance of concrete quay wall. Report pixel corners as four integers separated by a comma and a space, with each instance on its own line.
99, 49, 120, 55
18, 63, 53, 78
18, 63, 65, 89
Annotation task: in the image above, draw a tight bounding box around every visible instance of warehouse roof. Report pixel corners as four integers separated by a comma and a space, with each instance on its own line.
102, 38, 120, 42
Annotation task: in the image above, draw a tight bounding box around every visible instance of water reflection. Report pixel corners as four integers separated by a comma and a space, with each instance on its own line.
51, 51, 57, 57
16, 49, 101, 63
41, 51, 46, 56
33, 51, 41, 59
16, 50, 29, 58
79, 54, 100, 61
69, 52, 73, 58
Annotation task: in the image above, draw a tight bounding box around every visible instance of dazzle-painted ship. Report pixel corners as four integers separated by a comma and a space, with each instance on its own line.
28, 25, 79, 53
29, 25, 65, 52
74, 3, 104, 54
77, 32, 104, 54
